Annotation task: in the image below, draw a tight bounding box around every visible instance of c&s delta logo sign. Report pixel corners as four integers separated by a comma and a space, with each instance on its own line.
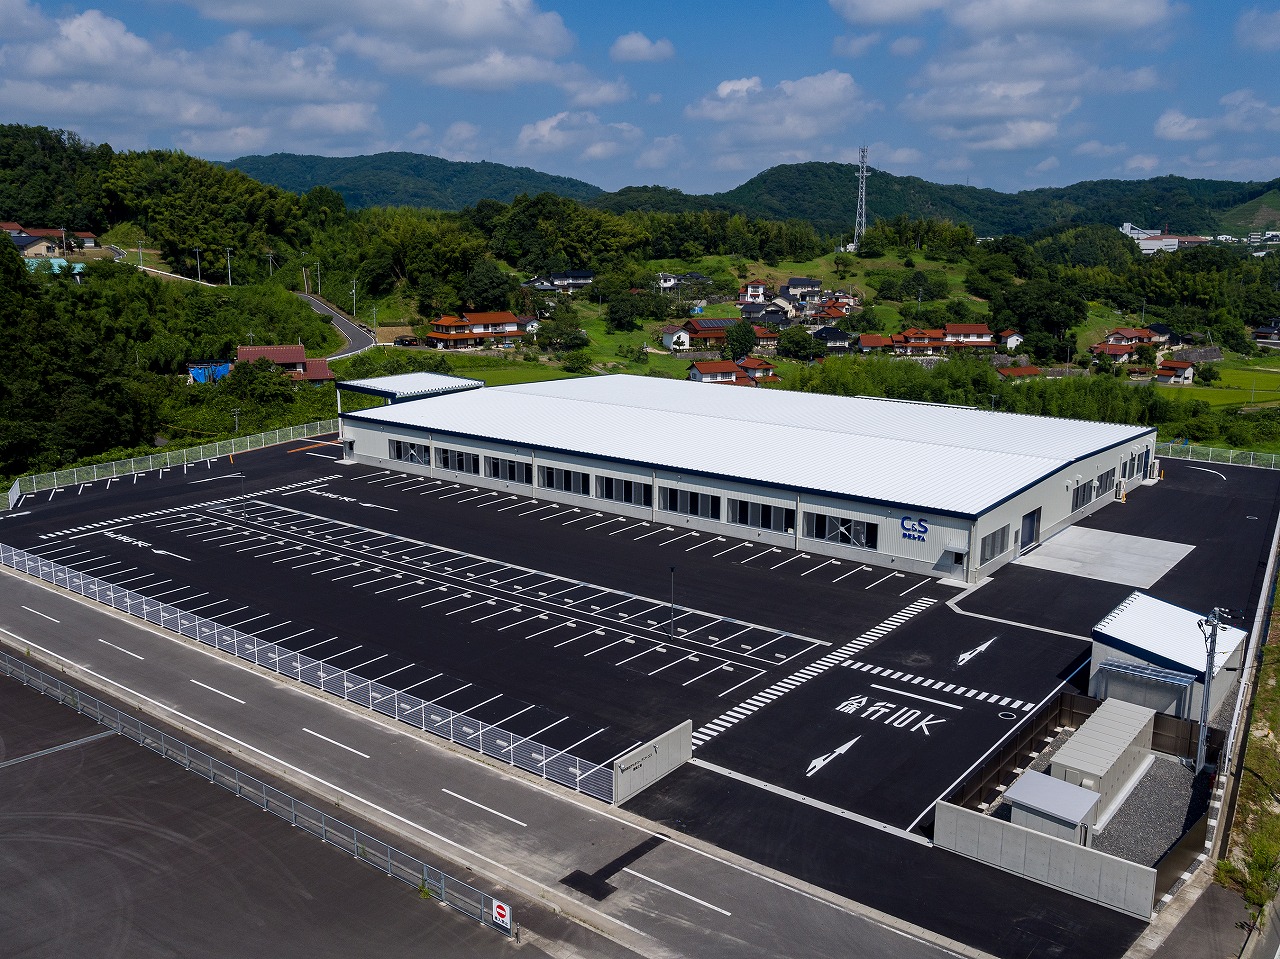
900, 516, 929, 542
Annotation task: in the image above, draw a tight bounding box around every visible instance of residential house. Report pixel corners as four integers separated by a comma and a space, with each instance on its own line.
549, 270, 594, 293
683, 316, 739, 349
236, 345, 334, 382
688, 360, 749, 385
998, 329, 1024, 351
687, 358, 778, 386
660, 325, 691, 351
857, 333, 895, 353
1104, 328, 1155, 346
425, 311, 532, 350
1155, 359, 1195, 385
737, 279, 770, 304
753, 326, 779, 354
944, 323, 995, 347
1090, 343, 1136, 362
10, 234, 55, 256
1256, 322, 1280, 347
736, 357, 780, 383
811, 326, 851, 352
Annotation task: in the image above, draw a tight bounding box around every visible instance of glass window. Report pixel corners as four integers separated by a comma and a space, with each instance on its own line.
435, 447, 479, 474
658, 486, 721, 520
388, 439, 427, 465
728, 498, 796, 533
1096, 468, 1116, 497
596, 476, 652, 506
801, 512, 877, 549
539, 465, 591, 495
485, 456, 533, 484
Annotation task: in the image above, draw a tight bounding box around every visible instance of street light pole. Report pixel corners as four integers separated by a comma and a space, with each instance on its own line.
669, 566, 676, 641
225, 248, 232, 286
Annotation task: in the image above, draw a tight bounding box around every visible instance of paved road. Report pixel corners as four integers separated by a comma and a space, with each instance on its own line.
0, 570, 978, 959
295, 292, 376, 359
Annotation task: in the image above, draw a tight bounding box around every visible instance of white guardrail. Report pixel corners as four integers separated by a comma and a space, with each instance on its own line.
6, 420, 339, 510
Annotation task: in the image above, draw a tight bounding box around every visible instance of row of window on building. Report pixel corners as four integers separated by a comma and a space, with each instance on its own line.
391, 440, 880, 549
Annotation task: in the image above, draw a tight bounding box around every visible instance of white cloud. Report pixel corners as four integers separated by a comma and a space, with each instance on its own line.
1073, 139, 1127, 156
1126, 154, 1160, 172
561, 73, 631, 107
831, 0, 1171, 32
0, 0, 44, 39
1235, 7, 1280, 51
610, 32, 674, 62
1155, 108, 1212, 141
515, 111, 643, 163
441, 121, 482, 157
949, 0, 1173, 34
686, 70, 875, 141
285, 102, 379, 136
636, 134, 683, 170
890, 36, 923, 56
832, 33, 880, 57
1031, 156, 1059, 172
828, 0, 946, 25
178, 0, 574, 58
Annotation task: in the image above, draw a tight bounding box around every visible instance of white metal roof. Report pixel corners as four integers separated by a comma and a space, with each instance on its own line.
1093, 591, 1247, 680
342, 374, 1154, 517
338, 372, 484, 401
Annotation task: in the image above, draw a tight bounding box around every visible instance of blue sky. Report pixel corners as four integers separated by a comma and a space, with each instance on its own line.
2, 0, 1278, 197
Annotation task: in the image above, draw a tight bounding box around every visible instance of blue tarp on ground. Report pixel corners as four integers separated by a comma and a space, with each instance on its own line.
187, 363, 232, 384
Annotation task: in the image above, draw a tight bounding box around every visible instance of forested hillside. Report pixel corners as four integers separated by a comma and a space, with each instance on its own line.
0, 241, 341, 478
225, 152, 603, 209
0, 125, 114, 232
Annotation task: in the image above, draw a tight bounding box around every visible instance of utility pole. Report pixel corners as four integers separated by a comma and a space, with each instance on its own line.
138, 242, 143, 267
263, 250, 275, 276
315, 261, 321, 297
232, 408, 241, 435
194, 248, 202, 283
1196, 608, 1239, 772
352, 278, 358, 319
225, 248, 233, 286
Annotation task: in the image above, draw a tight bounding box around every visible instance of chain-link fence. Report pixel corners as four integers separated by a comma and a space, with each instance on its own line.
1155, 442, 1280, 470
0, 647, 515, 937
6, 419, 339, 509
0, 544, 616, 802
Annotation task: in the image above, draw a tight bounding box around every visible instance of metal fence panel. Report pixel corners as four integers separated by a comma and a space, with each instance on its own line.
0, 543, 615, 805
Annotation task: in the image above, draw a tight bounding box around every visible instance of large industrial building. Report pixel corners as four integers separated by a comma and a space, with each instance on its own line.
338, 374, 1157, 584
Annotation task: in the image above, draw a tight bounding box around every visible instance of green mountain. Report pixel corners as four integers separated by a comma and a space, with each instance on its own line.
223, 152, 604, 210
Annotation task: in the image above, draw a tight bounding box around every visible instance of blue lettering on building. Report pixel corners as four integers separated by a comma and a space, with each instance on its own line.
900, 516, 929, 542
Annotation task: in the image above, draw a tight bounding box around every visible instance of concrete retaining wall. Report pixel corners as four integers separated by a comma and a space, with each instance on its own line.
934, 802, 1156, 919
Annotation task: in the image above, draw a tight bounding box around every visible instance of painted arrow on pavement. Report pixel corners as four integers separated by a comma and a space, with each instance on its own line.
956, 637, 995, 667
805, 735, 860, 777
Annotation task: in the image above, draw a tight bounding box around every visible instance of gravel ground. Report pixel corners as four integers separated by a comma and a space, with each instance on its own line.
1091, 756, 1212, 866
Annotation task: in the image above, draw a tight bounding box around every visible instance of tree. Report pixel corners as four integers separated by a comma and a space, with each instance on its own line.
459, 259, 515, 312
723, 319, 758, 360
1196, 362, 1221, 385
776, 326, 825, 360
833, 252, 854, 279
1134, 344, 1157, 367
561, 349, 594, 373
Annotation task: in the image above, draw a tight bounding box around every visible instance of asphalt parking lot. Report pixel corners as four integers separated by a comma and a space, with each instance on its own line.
2, 438, 1088, 838
4, 439, 1278, 959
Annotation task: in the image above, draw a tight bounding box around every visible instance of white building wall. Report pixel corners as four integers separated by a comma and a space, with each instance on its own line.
342, 418, 1152, 584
